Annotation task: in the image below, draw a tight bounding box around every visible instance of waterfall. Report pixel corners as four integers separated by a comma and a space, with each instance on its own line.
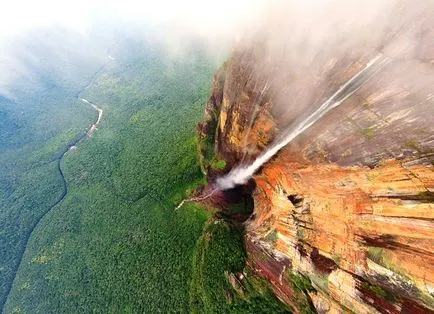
216, 54, 389, 190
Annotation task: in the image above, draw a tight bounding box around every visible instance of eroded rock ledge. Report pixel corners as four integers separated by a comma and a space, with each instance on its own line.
202, 24, 434, 312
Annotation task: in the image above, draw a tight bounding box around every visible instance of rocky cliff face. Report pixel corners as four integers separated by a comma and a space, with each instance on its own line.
203, 20, 434, 313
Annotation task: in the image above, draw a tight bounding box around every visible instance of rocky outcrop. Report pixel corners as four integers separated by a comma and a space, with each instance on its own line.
204, 7, 434, 311
248, 157, 434, 313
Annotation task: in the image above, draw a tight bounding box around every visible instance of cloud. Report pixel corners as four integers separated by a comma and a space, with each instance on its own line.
0, 0, 271, 97
0, 0, 266, 39
215, 0, 434, 189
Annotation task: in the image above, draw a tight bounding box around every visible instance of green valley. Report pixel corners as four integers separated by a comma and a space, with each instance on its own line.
1, 38, 288, 313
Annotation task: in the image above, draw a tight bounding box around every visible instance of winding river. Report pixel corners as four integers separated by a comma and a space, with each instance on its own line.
81, 98, 103, 137
2, 99, 103, 312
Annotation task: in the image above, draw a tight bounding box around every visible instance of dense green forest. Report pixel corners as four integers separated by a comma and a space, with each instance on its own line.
1, 35, 288, 313
190, 219, 291, 313
0, 31, 106, 310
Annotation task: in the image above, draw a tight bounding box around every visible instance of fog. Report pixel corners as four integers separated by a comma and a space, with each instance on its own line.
1, 0, 432, 146
3, 0, 432, 95
214, 0, 434, 189
0, 0, 268, 98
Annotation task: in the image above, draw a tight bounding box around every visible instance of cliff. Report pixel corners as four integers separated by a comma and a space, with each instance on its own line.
202, 30, 434, 313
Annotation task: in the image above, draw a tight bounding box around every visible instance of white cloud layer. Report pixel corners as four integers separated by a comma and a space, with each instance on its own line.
0, 0, 267, 39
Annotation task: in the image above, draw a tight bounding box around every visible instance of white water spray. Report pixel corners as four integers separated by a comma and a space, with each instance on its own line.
216, 54, 389, 190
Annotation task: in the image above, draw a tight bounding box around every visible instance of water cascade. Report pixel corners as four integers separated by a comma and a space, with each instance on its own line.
216, 54, 389, 190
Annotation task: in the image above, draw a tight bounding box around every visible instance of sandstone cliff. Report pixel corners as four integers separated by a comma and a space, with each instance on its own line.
202, 16, 434, 313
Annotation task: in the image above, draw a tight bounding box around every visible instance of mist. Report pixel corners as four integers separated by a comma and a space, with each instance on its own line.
215, 0, 434, 189
0, 0, 269, 99
1, 0, 432, 165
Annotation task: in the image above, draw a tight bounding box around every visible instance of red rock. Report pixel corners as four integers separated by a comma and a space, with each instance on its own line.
203, 25, 434, 311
